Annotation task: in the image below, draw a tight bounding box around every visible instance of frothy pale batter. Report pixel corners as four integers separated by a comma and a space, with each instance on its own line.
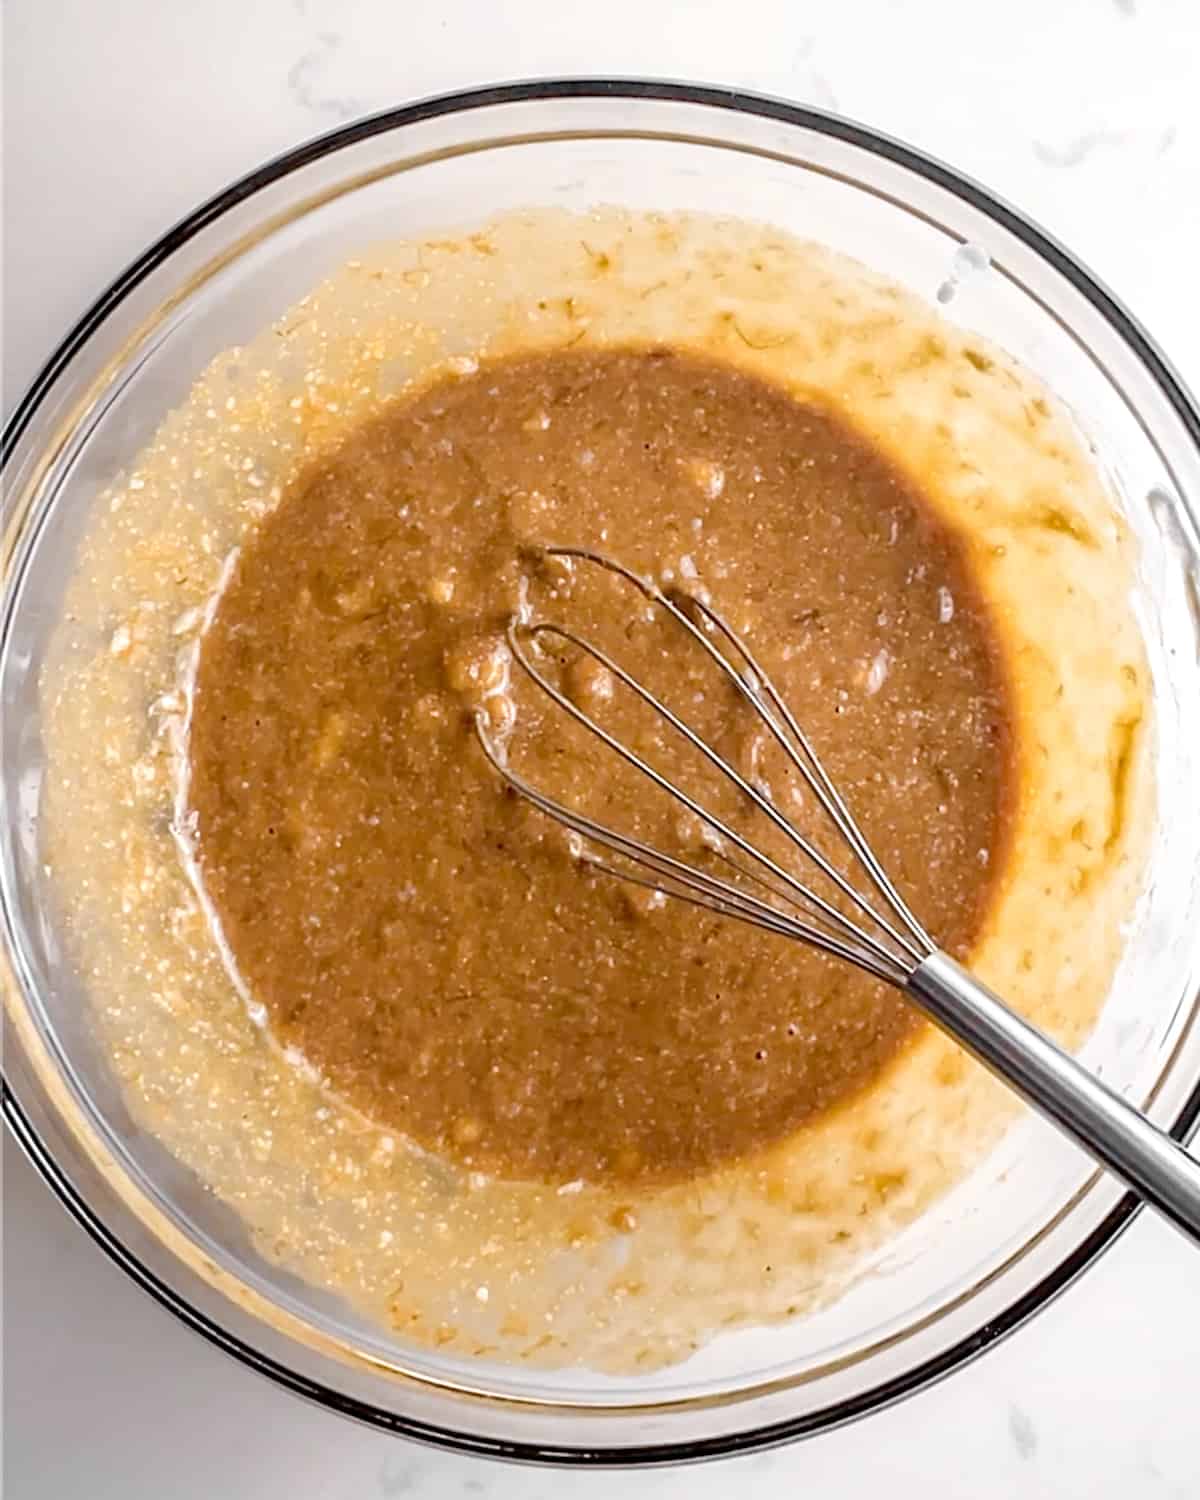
189, 347, 1012, 1185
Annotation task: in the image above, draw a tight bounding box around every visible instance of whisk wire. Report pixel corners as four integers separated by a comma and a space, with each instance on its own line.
507, 617, 901, 970
678, 589, 935, 955
541, 546, 932, 962
471, 547, 945, 983
474, 723, 910, 983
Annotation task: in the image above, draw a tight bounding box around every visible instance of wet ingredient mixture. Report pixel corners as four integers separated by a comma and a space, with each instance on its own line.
188, 346, 1013, 1187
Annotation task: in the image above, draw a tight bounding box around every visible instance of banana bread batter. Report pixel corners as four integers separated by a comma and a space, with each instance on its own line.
188, 346, 1013, 1186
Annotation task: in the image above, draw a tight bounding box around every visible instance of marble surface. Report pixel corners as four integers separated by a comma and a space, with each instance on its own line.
3, 1, 1199, 1494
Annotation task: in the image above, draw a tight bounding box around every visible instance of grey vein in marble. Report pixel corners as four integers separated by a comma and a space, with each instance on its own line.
1034, 129, 1134, 168
1033, 124, 1177, 169
1008, 1404, 1039, 1461
791, 37, 838, 111
286, 31, 364, 121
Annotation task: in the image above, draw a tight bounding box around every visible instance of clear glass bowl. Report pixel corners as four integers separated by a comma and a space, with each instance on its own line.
4, 80, 1200, 1465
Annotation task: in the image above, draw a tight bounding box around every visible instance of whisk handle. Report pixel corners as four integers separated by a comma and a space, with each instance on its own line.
908, 951, 1200, 1245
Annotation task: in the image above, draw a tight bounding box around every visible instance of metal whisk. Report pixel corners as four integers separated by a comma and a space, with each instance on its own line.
476, 546, 1200, 1244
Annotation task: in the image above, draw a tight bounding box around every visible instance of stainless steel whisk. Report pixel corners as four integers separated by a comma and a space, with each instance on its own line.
476, 546, 1200, 1244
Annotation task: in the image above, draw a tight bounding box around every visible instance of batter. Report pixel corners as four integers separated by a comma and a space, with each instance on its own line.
32, 209, 1151, 1371
188, 347, 1012, 1186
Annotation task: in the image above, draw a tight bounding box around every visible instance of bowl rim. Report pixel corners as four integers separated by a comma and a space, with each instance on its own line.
3, 75, 1200, 1467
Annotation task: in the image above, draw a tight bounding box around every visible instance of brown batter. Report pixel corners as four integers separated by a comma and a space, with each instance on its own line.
188, 346, 1013, 1187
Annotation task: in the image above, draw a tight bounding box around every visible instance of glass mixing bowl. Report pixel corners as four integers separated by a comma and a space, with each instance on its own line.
4, 80, 1200, 1465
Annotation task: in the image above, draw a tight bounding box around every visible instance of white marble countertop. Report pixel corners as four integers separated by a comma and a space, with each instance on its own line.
3, 1, 1199, 1495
